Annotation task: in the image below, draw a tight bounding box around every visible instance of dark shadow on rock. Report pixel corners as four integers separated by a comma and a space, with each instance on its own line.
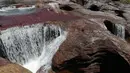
104, 20, 115, 34
125, 29, 130, 39
0, 39, 8, 59
115, 10, 126, 19
112, 0, 120, 1
88, 4, 100, 11
99, 50, 130, 73
52, 49, 130, 73
52, 56, 91, 73
60, 5, 74, 11
52, 51, 104, 73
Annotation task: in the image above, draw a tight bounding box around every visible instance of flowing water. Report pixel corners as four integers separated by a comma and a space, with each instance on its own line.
0, 23, 67, 73
113, 24, 125, 39
0, 5, 36, 16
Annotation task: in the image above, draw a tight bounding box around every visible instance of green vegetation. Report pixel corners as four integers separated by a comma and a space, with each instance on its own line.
120, 0, 130, 4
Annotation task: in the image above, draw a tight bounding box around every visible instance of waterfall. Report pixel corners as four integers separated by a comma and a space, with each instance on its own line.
0, 23, 67, 73
104, 20, 125, 39
113, 24, 125, 39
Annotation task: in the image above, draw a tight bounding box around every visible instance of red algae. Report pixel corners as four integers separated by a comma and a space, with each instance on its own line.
0, 8, 80, 30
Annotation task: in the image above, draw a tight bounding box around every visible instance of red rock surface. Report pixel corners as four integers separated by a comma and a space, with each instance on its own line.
0, 57, 10, 66
52, 18, 130, 73
0, 8, 80, 30
51, 5, 130, 72
0, 3, 130, 73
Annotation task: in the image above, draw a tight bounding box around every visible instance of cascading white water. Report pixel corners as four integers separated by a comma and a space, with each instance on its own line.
113, 24, 125, 39
0, 5, 36, 16
0, 23, 67, 73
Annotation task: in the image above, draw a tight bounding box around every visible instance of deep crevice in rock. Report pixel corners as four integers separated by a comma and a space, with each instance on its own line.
99, 51, 130, 73
52, 50, 130, 73
125, 29, 130, 43
104, 20, 115, 34
125, 29, 130, 39
104, 20, 125, 38
114, 10, 126, 19
60, 5, 74, 11
88, 4, 100, 11
52, 56, 91, 73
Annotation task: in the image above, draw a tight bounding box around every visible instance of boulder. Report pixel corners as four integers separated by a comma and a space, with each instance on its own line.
0, 57, 32, 73
79, 0, 130, 40
52, 18, 130, 73
0, 63, 32, 73
51, 4, 130, 73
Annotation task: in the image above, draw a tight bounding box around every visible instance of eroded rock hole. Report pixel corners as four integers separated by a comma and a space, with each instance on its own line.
52, 56, 92, 73
88, 4, 100, 11
99, 51, 130, 73
104, 20, 125, 38
115, 10, 125, 19
125, 29, 130, 39
52, 50, 130, 73
104, 20, 115, 34
125, 29, 130, 43
60, 5, 74, 11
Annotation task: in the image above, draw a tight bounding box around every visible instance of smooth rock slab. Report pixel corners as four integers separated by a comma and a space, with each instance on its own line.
0, 63, 32, 73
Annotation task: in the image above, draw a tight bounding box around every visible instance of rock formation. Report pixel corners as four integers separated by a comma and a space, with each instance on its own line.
51, 1, 130, 73
0, 57, 32, 73
0, 63, 32, 73
0, 0, 130, 73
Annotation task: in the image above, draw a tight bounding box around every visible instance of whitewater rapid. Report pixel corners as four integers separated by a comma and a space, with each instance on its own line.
0, 23, 67, 73
0, 5, 36, 16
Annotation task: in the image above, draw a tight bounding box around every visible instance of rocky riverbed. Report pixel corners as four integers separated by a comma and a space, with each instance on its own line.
0, 0, 130, 73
